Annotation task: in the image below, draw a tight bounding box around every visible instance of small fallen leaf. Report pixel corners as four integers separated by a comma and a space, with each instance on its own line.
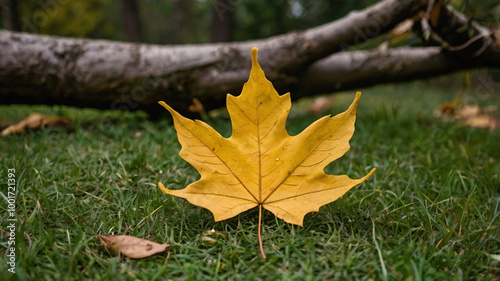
201, 236, 218, 244
203, 229, 226, 238
201, 229, 226, 244
389, 19, 414, 44
455, 105, 498, 130
97, 234, 169, 259
307, 96, 335, 115
188, 98, 206, 114
437, 104, 499, 131
1, 113, 70, 136
429, 0, 444, 28
456, 105, 482, 119
488, 254, 500, 262
189, 98, 210, 121
494, 29, 500, 46
436, 71, 468, 116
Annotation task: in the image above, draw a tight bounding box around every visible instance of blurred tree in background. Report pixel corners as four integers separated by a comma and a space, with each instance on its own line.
16, 0, 112, 38
2, 0, 497, 45
231, 0, 379, 41
121, 0, 141, 42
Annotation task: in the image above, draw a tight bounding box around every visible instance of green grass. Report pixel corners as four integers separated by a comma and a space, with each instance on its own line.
1, 73, 499, 280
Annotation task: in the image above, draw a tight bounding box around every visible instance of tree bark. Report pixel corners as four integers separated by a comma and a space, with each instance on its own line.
120, 0, 142, 42
297, 47, 488, 98
0, 0, 21, 31
0, 0, 498, 116
169, 0, 195, 44
210, 0, 234, 42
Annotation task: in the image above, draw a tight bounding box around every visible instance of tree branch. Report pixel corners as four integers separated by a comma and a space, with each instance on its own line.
0, 0, 497, 116
295, 46, 493, 98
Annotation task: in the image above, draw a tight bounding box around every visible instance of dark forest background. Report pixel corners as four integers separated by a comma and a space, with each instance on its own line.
2, 0, 498, 45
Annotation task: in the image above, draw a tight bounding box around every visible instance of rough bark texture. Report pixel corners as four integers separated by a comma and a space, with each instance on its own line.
0, 0, 498, 116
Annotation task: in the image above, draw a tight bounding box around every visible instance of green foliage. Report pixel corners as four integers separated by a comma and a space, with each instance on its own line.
450, 0, 500, 25
140, 0, 213, 44
18, 0, 113, 38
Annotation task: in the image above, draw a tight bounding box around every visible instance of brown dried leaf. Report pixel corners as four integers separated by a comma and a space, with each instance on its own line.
429, 0, 444, 27
201, 229, 226, 244
306, 96, 335, 115
97, 235, 170, 259
437, 104, 499, 130
455, 105, 481, 119
1, 113, 70, 136
201, 236, 218, 244
494, 29, 500, 46
203, 229, 226, 238
188, 98, 206, 114
389, 19, 414, 44
455, 105, 499, 130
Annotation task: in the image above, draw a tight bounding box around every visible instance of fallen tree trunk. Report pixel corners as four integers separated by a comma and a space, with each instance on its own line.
0, 0, 498, 116
297, 46, 490, 98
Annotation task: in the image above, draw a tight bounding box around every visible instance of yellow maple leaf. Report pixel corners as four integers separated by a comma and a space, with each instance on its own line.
158, 47, 375, 258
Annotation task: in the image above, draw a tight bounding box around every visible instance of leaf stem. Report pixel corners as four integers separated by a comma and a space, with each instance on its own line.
258, 204, 267, 259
